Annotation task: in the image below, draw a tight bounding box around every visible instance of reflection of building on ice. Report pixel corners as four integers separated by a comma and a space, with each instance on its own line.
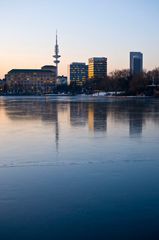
88, 103, 107, 133
129, 112, 143, 137
70, 103, 88, 127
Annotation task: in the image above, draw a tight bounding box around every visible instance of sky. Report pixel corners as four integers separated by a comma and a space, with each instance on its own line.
0, 0, 159, 79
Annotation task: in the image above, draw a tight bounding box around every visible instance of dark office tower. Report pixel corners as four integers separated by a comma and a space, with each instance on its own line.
88, 57, 107, 79
68, 62, 88, 86
130, 52, 143, 75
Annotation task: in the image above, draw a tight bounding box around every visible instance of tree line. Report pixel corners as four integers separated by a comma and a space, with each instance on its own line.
70, 68, 159, 96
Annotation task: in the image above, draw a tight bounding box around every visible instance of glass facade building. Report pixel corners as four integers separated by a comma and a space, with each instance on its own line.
130, 52, 143, 75
69, 63, 88, 86
88, 57, 107, 79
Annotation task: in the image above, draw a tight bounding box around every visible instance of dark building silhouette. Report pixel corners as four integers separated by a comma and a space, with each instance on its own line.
130, 52, 143, 75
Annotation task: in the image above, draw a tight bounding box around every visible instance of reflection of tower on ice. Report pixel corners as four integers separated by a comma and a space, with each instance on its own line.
53, 31, 61, 78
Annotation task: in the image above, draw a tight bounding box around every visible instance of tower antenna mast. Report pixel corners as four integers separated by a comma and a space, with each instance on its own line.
53, 30, 61, 79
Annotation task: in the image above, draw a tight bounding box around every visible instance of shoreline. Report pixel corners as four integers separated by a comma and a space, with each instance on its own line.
0, 94, 157, 99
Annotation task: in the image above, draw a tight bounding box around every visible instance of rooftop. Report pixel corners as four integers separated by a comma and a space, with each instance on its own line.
8, 69, 54, 74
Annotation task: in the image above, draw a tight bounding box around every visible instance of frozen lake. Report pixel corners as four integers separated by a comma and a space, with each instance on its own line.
0, 96, 159, 239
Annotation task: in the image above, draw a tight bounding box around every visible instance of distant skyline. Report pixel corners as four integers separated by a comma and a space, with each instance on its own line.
0, 0, 159, 79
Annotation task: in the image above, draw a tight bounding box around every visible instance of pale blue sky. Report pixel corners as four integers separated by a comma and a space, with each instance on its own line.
0, 0, 159, 78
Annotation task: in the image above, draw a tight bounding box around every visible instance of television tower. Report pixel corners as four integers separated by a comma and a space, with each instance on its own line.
53, 31, 61, 78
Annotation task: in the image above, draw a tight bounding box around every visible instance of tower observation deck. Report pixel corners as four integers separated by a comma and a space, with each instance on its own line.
53, 32, 61, 78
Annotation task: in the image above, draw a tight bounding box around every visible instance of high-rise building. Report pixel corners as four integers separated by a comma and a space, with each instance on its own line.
68, 62, 88, 86
88, 57, 107, 79
130, 52, 143, 75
